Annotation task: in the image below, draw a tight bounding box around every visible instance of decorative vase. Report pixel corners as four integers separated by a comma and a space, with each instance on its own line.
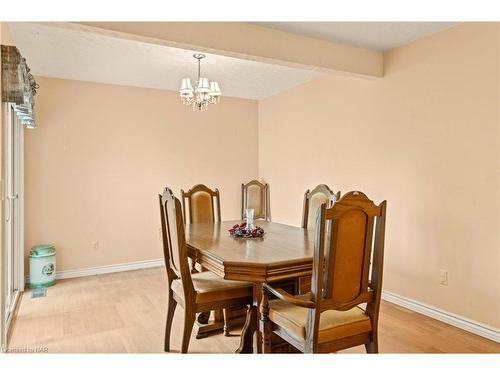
245, 208, 255, 231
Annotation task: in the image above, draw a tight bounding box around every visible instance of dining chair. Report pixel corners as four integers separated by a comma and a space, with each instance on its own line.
241, 180, 269, 221
159, 187, 253, 353
181, 184, 221, 224
180, 183, 233, 335
302, 184, 340, 230
181, 184, 220, 275
261, 191, 387, 353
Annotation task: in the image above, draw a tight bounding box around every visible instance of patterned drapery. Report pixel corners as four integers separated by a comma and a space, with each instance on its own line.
1, 45, 38, 128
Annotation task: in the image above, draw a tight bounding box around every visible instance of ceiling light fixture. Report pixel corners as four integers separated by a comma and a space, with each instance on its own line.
179, 53, 221, 111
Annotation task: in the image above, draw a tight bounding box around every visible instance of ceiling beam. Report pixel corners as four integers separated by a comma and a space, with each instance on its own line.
42, 22, 383, 78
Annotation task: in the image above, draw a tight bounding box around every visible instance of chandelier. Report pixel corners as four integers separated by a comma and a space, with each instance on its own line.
179, 53, 222, 111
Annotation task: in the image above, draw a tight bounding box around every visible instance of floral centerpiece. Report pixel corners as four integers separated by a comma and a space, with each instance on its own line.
228, 222, 265, 238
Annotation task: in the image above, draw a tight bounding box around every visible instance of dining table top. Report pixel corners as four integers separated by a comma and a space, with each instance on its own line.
185, 220, 315, 283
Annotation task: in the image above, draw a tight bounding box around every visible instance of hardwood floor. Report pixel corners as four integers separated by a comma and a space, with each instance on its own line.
8, 267, 500, 353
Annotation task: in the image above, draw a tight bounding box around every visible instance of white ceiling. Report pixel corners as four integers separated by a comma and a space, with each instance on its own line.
7, 22, 460, 100
7, 22, 323, 100
255, 22, 458, 52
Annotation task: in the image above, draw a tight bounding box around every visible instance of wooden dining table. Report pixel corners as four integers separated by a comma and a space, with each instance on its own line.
185, 219, 314, 353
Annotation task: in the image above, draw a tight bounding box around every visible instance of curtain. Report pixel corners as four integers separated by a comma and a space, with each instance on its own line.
1, 45, 38, 128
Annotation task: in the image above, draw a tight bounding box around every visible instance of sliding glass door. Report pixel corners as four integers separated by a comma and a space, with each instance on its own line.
2, 102, 24, 346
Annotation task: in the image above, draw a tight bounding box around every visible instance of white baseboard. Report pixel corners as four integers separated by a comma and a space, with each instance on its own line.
56, 258, 165, 280
382, 290, 500, 343
25, 258, 165, 283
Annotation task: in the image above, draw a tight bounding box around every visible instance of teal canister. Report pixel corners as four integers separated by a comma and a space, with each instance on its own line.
29, 244, 56, 289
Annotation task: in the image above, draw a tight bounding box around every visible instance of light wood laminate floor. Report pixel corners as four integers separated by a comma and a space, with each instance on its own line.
8, 268, 500, 353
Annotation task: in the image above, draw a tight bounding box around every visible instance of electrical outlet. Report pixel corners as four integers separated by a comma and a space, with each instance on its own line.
439, 269, 448, 286
92, 241, 99, 250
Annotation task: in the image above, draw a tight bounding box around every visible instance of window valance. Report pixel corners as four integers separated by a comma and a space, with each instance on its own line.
1, 45, 38, 128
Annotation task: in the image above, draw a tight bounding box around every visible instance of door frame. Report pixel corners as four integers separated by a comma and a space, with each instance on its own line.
1, 102, 25, 349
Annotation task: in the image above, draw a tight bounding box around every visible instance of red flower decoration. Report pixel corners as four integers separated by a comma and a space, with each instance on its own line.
228, 222, 265, 238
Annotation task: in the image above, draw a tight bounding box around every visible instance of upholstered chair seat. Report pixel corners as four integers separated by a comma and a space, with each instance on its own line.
172, 271, 253, 304
268, 298, 372, 343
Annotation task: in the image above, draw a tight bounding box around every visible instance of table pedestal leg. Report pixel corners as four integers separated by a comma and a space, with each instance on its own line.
197, 311, 210, 324
194, 311, 213, 339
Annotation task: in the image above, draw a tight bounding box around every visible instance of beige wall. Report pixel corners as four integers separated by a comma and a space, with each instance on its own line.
259, 23, 500, 328
25, 77, 258, 271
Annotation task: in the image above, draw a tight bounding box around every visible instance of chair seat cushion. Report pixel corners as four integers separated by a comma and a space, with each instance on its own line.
269, 299, 371, 343
172, 271, 253, 304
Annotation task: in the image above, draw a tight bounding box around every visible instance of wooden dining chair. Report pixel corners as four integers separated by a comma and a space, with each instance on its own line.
159, 187, 253, 353
302, 184, 340, 230
241, 180, 269, 220
181, 184, 221, 224
181, 184, 220, 275
180, 183, 234, 336
262, 191, 387, 353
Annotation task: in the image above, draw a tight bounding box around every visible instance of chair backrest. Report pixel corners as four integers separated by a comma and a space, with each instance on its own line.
159, 187, 194, 297
302, 184, 340, 230
241, 180, 269, 220
181, 184, 221, 224
307, 191, 386, 347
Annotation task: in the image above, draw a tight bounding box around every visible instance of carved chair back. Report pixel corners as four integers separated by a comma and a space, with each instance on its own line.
241, 180, 269, 220
159, 188, 195, 299
181, 184, 221, 224
302, 184, 341, 230
307, 191, 386, 351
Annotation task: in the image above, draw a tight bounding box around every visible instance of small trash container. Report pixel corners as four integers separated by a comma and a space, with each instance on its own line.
29, 244, 56, 289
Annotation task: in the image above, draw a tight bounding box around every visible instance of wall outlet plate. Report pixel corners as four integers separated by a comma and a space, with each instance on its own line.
439, 269, 448, 285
